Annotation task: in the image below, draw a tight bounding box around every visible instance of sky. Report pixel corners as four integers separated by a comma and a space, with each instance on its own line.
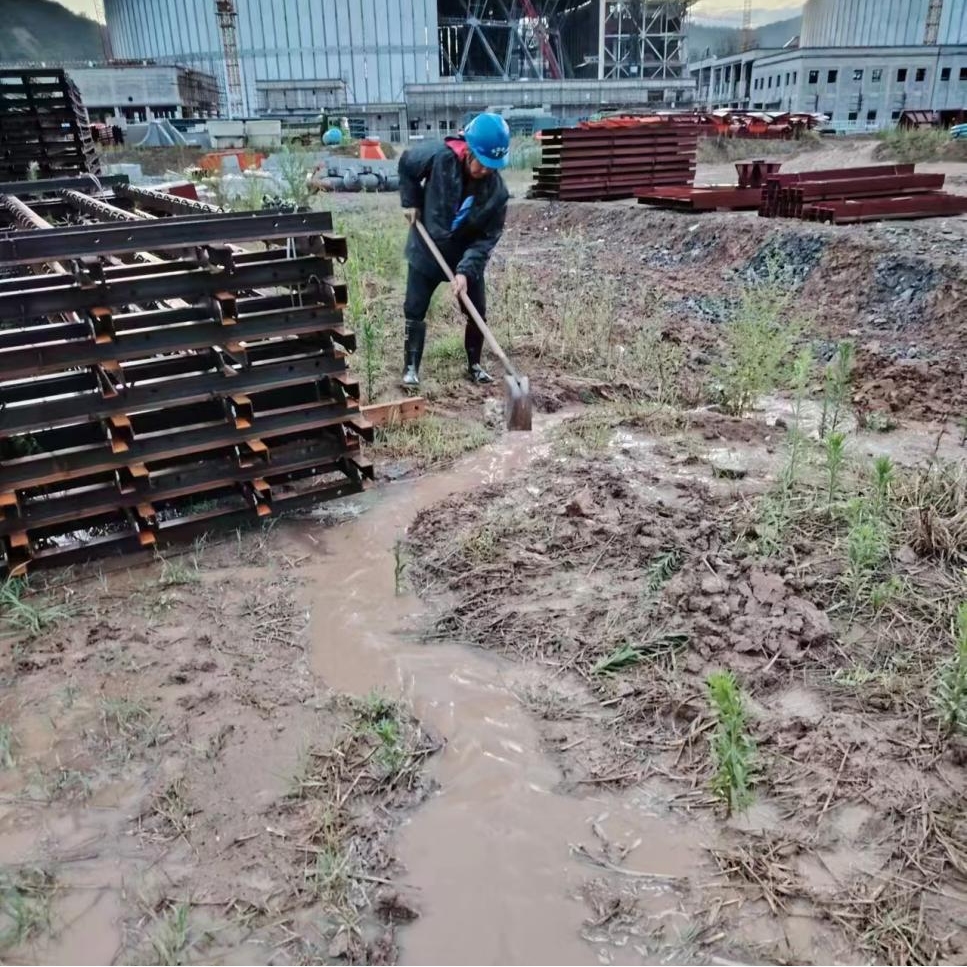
56, 0, 805, 29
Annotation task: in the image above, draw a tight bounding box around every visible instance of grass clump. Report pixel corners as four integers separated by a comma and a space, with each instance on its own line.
707, 671, 757, 816
0, 868, 54, 951
874, 126, 950, 163
936, 602, 967, 737
375, 415, 492, 466
713, 277, 801, 417
0, 579, 72, 637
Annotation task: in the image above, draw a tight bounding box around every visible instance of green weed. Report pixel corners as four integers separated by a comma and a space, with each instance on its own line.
872, 455, 895, 511
844, 517, 889, 605
936, 602, 967, 736
0, 579, 72, 637
819, 340, 854, 438
375, 415, 492, 466
714, 278, 801, 417
0, 725, 13, 769
645, 549, 683, 593
707, 671, 756, 816
0, 868, 54, 951
157, 555, 200, 588
100, 695, 165, 758
274, 146, 312, 208
591, 633, 688, 675
825, 432, 847, 509
150, 901, 191, 966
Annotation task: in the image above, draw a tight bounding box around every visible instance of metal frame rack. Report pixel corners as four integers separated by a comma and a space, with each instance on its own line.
0, 176, 371, 575
0, 69, 101, 181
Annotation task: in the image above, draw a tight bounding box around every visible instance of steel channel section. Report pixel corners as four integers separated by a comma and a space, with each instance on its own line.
0, 254, 336, 321
2, 438, 363, 534
0, 401, 362, 494
21, 476, 366, 574
115, 184, 222, 216
0, 210, 339, 264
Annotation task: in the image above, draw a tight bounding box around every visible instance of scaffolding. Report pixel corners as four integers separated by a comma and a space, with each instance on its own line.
598, 1, 694, 81
437, 1, 596, 80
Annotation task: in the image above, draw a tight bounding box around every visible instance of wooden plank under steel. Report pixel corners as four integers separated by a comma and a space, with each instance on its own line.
360, 396, 427, 427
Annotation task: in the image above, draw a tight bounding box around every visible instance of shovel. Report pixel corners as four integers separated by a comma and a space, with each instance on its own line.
414, 219, 532, 432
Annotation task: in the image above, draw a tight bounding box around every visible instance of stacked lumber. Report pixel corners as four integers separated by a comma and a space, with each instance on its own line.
529, 121, 698, 202
760, 164, 967, 223
0, 69, 100, 180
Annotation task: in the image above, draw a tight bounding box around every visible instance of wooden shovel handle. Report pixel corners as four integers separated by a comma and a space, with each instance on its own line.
413, 219, 520, 381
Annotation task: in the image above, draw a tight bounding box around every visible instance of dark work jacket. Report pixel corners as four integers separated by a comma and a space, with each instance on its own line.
398, 137, 509, 281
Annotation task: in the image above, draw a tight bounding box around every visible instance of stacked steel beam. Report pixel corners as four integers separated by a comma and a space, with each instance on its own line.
759, 164, 967, 224
636, 160, 781, 212
530, 121, 699, 202
0, 177, 371, 575
0, 69, 100, 180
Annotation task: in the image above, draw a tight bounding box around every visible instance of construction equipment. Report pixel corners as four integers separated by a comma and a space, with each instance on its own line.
740, 0, 754, 52
215, 0, 245, 119
413, 219, 532, 432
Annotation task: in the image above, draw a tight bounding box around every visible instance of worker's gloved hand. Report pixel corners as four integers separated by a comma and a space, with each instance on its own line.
402, 207, 420, 226
451, 273, 469, 300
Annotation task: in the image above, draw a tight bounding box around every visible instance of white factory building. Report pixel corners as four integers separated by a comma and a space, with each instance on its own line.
690, 0, 967, 130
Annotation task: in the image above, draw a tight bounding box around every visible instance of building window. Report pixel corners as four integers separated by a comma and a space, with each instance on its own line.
848, 111, 858, 121
915, 67, 926, 82
785, 72, 790, 84
897, 68, 908, 81
892, 110, 901, 120
853, 69, 863, 81
867, 109, 877, 122
793, 71, 798, 83
871, 68, 882, 82
828, 69, 838, 83
808, 69, 819, 84
940, 67, 951, 81
768, 76, 772, 88
960, 67, 967, 80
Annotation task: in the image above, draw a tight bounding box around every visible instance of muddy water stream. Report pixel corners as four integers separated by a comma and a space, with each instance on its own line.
297, 415, 698, 965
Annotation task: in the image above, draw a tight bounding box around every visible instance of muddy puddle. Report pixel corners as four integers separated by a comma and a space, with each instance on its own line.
286, 414, 708, 965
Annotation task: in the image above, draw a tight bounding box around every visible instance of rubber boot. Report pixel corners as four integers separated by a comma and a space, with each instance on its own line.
468, 363, 494, 384
402, 318, 426, 388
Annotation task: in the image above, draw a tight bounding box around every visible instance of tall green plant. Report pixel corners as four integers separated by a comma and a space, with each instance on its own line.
820, 340, 854, 438
937, 602, 967, 736
714, 278, 800, 417
825, 432, 847, 509
275, 146, 312, 208
707, 671, 756, 816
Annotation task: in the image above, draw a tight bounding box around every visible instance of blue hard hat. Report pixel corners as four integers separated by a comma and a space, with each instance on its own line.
464, 113, 511, 170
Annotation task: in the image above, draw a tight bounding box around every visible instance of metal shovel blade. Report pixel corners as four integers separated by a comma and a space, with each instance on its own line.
504, 374, 532, 432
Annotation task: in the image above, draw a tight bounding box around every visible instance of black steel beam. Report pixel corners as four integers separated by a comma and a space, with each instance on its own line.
0, 175, 124, 196
0, 401, 360, 491
0, 302, 346, 380
0, 354, 348, 437
14, 474, 367, 575
5, 439, 359, 534
0, 253, 336, 322
0, 210, 339, 264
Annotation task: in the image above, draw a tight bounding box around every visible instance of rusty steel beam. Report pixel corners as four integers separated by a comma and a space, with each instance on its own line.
116, 183, 222, 217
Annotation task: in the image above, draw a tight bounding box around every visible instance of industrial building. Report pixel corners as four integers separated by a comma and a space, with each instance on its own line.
68, 64, 220, 123
102, 1, 695, 139
690, 0, 967, 130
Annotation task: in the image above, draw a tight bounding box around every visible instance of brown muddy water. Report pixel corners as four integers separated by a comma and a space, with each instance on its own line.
290, 414, 706, 965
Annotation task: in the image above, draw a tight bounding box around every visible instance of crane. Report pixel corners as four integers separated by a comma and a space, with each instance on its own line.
520, 0, 563, 80
740, 0, 754, 52
215, 0, 245, 119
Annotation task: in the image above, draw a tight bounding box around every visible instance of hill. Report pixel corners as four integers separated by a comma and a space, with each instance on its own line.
0, 0, 102, 64
687, 14, 802, 59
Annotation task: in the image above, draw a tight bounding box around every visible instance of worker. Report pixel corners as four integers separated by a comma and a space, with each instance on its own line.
397, 112, 511, 387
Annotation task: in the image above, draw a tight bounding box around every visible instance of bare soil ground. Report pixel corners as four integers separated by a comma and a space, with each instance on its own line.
0, 139, 964, 965
0, 531, 438, 964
